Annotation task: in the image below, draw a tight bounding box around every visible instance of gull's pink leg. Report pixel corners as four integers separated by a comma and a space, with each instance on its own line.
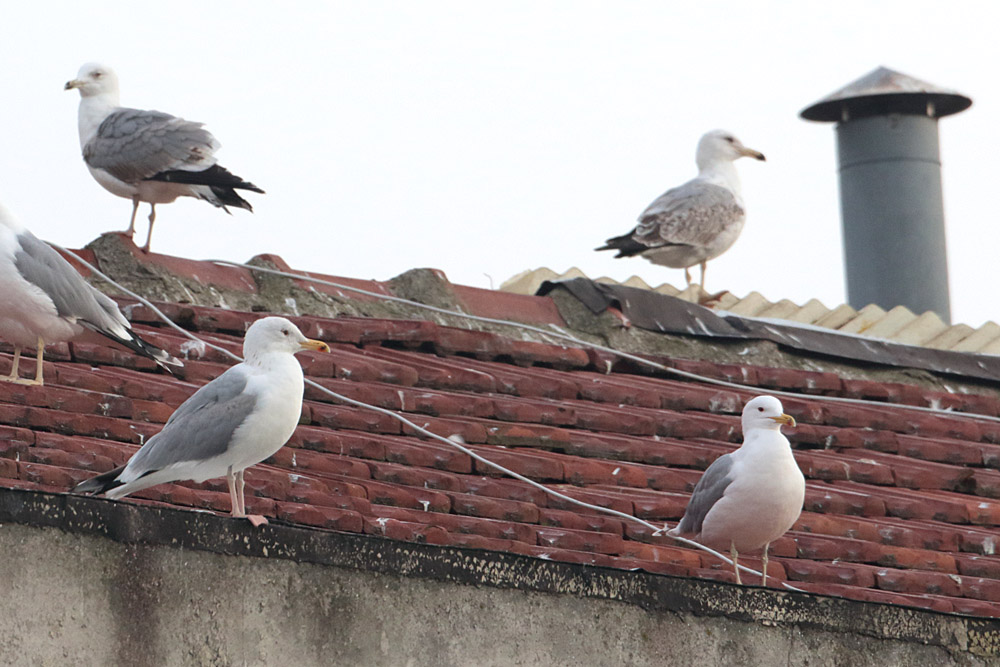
761, 542, 770, 587
1, 347, 22, 383
3, 343, 46, 386
226, 466, 241, 517
236, 469, 246, 517
32, 338, 44, 386
127, 197, 140, 237
141, 205, 156, 253
239, 469, 269, 526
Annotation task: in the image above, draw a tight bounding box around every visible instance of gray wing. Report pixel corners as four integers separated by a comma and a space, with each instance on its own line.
14, 230, 131, 333
83, 107, 220, 183
127, 366, 257, 474
633, 180, 744, 249
674, 453, 734, 536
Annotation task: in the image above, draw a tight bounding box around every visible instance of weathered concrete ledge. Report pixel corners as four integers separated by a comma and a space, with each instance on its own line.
0, 489, 996, 665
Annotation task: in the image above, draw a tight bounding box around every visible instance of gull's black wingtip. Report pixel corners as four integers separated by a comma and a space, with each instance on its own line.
73, 465, 126, 495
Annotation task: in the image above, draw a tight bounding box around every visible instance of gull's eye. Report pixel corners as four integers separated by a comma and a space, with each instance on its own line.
726, 136, 736, 143
281, 329, 289, 336
92, 71, 103, 79
757, 407, 764, 412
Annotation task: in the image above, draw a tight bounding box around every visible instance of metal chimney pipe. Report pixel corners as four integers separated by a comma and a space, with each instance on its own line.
801, 67, 972, 324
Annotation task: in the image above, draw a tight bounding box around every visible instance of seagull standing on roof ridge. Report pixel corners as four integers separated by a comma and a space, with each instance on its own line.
0, 201, 181, 386
74, 317, 329, 524
65, 62, 264, 252
597, 130, 765, 291
668, 395, 804, 586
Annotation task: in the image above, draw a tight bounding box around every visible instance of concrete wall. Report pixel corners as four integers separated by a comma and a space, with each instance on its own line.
0, 523, 990, 667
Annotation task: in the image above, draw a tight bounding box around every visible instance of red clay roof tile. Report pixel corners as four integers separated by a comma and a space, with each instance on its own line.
5, 272, 1000, 620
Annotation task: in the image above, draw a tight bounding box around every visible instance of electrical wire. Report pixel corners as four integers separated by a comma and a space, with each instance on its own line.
207, 259, 1000, 424
69, 243, 995, 592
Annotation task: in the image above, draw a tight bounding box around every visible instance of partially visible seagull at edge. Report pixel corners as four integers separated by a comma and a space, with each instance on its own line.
597, 129, 765, 293
74, 316, 330, 525
65, 63, 264, 252
668, 395, 804, 586
0, 202, 181, 386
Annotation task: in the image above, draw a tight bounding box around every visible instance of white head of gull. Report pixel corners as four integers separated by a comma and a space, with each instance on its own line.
596, 129, 765, 292
65, 62, 264, 252
668, 395, 804, 585
74, 316, 329, 524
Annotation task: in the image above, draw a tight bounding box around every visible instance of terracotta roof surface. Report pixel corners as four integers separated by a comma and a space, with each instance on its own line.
5, 247, 1000, 620
502, 267, 1000, 353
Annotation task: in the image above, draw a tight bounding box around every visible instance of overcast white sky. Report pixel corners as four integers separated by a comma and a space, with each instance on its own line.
0, 2, 997, 327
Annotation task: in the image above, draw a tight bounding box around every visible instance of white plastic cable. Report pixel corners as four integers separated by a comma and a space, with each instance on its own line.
58, 242, 906, 591
207, 259, 1000, 425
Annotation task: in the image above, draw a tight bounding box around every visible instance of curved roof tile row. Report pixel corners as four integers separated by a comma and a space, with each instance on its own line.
3, 295, 1000, 618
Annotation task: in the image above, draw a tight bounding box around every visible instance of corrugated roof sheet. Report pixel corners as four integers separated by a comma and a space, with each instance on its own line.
500, 267, 1000, 354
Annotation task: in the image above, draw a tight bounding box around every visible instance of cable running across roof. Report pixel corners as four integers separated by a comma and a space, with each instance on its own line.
207, 259, 1000, 425
53, 244, 802, 590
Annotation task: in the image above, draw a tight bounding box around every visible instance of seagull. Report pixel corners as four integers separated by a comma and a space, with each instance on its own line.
0, 202, 181, 386
597, 130, 765, 290
74, 316, 329, 522
668, 395, 804, 586
65, 63, 264, 252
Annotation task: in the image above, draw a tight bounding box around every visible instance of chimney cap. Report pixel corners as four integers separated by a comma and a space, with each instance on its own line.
801, 66, 972, 122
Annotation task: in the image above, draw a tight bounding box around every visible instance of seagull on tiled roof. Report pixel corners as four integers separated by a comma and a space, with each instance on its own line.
668, 395, 803, 586
0, 202, 181, 386
74, 316, 329, 523
65, 63, 264, 252
596, 130, 765, 291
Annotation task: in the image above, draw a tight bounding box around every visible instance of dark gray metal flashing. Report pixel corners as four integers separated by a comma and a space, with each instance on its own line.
537, 279, 1000, 383
0, 488, 997, 657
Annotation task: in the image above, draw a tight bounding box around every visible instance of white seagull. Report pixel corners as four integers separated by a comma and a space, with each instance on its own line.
668, 395, 804, 586
65, 63, 264, 252
0, 202, 181, 386
597, 130, 765, 290
74, 317, 329, 522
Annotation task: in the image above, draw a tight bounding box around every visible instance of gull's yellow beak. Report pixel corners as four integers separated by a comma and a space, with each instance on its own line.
739, 146, 766, 161
299, 339, 330, 353
770, 413, 796, 427
64, 79, 82, 91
